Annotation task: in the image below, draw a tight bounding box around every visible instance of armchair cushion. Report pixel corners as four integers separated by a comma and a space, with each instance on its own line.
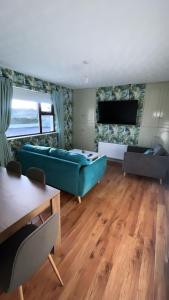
144, 149, 154, 155
153, 144, 167, 156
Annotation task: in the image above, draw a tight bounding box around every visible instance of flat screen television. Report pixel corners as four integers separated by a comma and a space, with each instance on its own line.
98, 100, 138, 125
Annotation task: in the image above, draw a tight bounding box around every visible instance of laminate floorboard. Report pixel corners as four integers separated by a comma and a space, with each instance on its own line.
0, 162, 168, 300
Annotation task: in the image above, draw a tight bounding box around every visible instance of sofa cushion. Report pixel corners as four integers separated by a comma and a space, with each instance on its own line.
153, 144, 167, 156
49, 148, 90, 166
48, 148, 68, 159
67, 152, 91, 166
22, 144, 51, 155
144, 148, 154, 155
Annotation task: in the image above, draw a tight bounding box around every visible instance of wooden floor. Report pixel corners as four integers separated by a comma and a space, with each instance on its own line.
1, 162, 169, 300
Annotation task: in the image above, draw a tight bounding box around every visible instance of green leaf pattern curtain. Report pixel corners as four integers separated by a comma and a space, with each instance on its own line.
0, 77, 13, 166
51, 90, 65, 148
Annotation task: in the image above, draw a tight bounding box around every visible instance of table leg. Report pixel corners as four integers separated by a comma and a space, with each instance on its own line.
50, 194, 61, 254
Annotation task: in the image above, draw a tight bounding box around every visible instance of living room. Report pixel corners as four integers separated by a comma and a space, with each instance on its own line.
0, 1, 169, 300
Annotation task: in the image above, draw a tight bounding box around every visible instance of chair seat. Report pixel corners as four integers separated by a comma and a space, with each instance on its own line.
0, 225, 37, 292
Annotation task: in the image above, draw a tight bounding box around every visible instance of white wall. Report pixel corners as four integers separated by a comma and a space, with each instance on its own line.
73, 82, 169, 152
73, 89, 96, 151
139, 82, 169, 151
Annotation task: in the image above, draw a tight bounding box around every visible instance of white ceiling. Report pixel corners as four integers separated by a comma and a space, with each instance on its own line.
0, 0, 169, 89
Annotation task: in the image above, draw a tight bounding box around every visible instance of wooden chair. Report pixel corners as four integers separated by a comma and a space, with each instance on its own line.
0, 213, 63, 300
26, 167, 45, 184
6, 160, 22, 175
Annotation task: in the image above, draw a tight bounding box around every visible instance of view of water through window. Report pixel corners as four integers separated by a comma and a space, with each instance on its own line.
6, 99, 54, 137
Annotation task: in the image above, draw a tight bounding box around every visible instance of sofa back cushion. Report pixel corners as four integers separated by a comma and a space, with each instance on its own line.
48, 148, 68, 161
22, 144, 51, 155
49, 148, 90, 166
67, 152, 91, 166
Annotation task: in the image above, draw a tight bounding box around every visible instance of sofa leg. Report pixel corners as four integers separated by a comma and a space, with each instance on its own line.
160, 178, 163, 185
123, 172, 126, 177
77, 196, 81, 204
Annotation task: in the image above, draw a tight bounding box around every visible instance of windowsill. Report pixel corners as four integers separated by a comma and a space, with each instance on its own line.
7, 132, 57, 140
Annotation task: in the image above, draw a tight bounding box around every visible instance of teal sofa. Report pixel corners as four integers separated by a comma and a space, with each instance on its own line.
16, 144, 107, 203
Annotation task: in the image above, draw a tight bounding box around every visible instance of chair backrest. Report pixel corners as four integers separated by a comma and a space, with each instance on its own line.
6, 160, 22, 175
8, 213, 58, 292
26, 167, 45, 184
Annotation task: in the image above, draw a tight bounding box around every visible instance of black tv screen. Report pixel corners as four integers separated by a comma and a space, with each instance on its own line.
98, 100, 138, 125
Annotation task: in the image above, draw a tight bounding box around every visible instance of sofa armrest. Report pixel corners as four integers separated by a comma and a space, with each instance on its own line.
127, 145, 150, 153
78, 155, 107, 197
123, 152, 169, 179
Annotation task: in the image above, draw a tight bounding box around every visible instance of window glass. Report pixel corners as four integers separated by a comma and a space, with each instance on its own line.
41, 103, 52, 112
41, 115, 54, 133
6, 100, 39, 137
6, 99, 55, 137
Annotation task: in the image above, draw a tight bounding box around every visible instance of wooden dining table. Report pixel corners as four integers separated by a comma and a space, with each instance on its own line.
0, 167, 61, 253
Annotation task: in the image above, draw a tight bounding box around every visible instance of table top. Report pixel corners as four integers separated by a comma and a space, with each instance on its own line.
0, 167, 59, 238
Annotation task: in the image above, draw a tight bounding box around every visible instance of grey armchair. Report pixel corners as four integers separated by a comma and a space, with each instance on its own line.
0, 213, 63, 300
123, 145, 169, 184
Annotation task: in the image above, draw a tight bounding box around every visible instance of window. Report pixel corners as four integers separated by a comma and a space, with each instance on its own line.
6, 99, 55, 137
39, 103, 55, 134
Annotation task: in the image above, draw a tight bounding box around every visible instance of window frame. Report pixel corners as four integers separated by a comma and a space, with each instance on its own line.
7, 101, 56, 138
38, 103, 55, 134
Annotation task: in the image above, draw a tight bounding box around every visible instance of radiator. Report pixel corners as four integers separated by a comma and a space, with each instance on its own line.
98, 142, 127, 160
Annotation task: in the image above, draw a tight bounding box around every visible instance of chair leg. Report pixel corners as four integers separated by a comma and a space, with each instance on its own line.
160, 178, 163, 185
123, 172, 126, 177
18, 286, 24, 300
77, 196, 81, 204
48, 254, 64, 286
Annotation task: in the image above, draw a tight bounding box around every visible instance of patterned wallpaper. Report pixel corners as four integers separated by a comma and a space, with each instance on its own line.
0, 66, 73, 149
8, 133, 58, 152
95, 84, 145, 147
1, 66, 145, 150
